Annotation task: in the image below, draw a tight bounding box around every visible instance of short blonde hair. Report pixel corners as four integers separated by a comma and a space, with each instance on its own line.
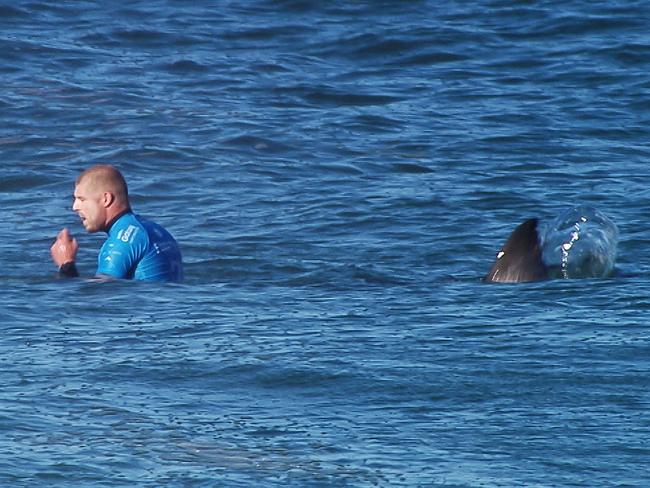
77, 164, 129, 201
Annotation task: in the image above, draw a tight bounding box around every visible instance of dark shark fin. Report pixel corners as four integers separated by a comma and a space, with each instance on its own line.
484, 218, 548, 283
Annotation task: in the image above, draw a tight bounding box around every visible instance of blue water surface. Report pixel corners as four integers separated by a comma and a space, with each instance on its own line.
1, 1, 650, 486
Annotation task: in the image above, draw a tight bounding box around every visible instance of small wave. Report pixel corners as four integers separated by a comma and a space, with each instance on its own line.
78, 32, 114, 46
110, 28, 196, 47
114, 29, 168, 42
302, 86, 402, 107
351, 265, 408, 286
257, 0, 319, 14
390, 50, 469, 67
250, 62, 291, 74
597, 42, 650, 66
314, 163, 364, 176
221, 134, 294, 154
0, 5, 26, 17
354, 113, 402, 128
328, 33, 418, 59
500, 13, 644, 40
162, 59, 209, 73
277, 262, 408, 289
391, 163, 433, 174
221, 24, 314, 42
354, 36, 418, 57
0, 174, 51, 193
253, 364, 353, 389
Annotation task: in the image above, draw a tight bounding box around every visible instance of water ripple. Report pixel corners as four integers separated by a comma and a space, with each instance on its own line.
2, 1, 650, 486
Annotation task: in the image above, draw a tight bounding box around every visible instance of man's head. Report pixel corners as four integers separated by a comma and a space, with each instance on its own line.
72, 165, 130, 233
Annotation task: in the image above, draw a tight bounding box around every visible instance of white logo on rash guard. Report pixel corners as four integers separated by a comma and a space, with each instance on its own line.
119, 225, 138, 243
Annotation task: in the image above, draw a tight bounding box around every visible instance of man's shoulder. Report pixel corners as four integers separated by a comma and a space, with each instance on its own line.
136, 215, 178, 243
108, 213, 149, 247
109, 212, 177, 247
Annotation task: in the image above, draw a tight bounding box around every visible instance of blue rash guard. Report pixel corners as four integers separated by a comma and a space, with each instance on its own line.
97, 212, 183, 282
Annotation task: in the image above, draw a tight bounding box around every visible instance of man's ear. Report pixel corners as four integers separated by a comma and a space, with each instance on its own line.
102, 191, 115, 207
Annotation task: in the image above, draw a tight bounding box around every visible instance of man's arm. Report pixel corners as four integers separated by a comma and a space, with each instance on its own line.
96, 236, 140, 279
51, 228, 79, 278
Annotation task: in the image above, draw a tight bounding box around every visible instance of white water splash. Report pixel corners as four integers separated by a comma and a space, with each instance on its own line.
542, 206, 618, 279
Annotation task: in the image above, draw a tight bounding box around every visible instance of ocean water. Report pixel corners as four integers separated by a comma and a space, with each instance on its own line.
2, 1, 650, 486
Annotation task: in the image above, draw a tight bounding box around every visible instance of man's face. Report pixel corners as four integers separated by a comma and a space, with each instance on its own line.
72, 180, 106, 233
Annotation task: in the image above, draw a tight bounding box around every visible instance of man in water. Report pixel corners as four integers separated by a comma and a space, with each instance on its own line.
51, 164, 183, 282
